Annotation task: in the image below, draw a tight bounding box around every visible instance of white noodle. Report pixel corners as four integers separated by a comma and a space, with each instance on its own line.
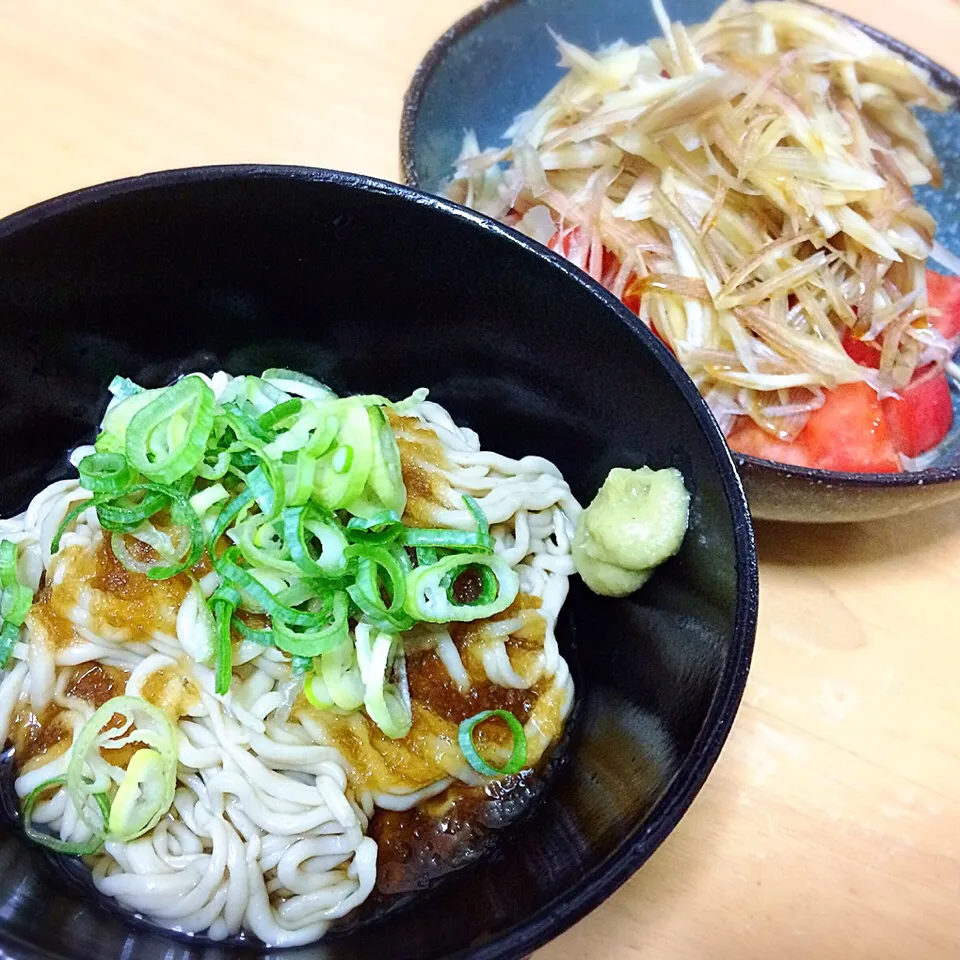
0, 382, 580, 946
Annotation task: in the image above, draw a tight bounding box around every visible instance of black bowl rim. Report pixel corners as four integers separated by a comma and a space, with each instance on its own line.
0, 163, 758, 960
399, 0, 960, 491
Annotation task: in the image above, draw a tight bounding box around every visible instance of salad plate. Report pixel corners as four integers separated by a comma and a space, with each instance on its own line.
401, 0, 960, 522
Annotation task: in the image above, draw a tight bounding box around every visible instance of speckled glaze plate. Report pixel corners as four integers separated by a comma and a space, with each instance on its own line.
401, 0, 960, 523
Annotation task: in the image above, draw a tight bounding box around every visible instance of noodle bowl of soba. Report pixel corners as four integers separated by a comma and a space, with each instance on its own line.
0, 166, 756, 960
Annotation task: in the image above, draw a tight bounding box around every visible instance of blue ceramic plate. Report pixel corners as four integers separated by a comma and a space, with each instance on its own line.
401, 0, 960, 523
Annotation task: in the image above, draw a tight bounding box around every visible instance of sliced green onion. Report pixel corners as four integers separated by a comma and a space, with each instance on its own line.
0, 620, 20, 668
319, 639, 365, 711
285, 450, 318, 507
216, 547, 338, 624
247, 458, 285, 521
51, 498, 95, 554
346, 545, 414, 633
0, 540, 32, 654
258, 398, 303, 431
313, 406, 373, 510
196, 450, 232, 481
219, 374, 290, 414
95, 488, 167, 532
262, 368, 337, 402
231, 514, 299, 576
209, 483, 257, 550
415, 545, 439, 567
348, 406, 407, 517
126, 376, 215, 484
66, 696, 177, 836
77, 453, 135, 496
221, 400, 276, 448
1, 583, 34, 626
304, 672, 334, 710
108, 748, 169, 842
290, 654, 313, 676
404, 552, 519, 622
0, 540, 17, 589
23, 776, 110, 855
99, 387, 162, 452
189, 482, 230, 518
463, 494, 490, 536
358, 630, 411, 739
271, 591, 350, 657
304, 413, 340, 457
107, 375, 144, 401
110, 532, 159, 575
212, 596, 236, 695
233, 617, 273, 645
101, 483, 202, 580
400, 526, 494, 552
457, 710, 527, 777
345, 511, 402, 545
283, 505, 349, 579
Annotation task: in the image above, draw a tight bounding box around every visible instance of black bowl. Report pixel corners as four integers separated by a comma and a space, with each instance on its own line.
0, 166, 757, 960
399, 0, 960, 523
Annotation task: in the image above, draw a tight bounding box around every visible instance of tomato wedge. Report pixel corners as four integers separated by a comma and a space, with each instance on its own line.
727, 420, 815, 468
926, 270, 960, 340
729, 383, 901, 472
801, 383, 901, 472
840, 329, 881, 369
881, 366, 954, 459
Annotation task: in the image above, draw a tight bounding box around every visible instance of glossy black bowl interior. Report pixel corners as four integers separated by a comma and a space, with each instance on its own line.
400, 0, 960, 523
0, 166, 757, 960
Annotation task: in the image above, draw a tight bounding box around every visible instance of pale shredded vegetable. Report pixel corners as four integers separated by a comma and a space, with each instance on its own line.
447, 0, 956, 440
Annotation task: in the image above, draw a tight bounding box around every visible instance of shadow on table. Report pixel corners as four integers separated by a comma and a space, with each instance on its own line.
753, 497, 960, 567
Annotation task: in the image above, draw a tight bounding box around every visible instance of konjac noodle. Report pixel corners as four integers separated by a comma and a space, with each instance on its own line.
0, 370, 581, 945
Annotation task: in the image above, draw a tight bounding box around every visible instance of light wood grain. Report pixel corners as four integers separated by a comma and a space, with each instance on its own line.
0, 1, 958, 958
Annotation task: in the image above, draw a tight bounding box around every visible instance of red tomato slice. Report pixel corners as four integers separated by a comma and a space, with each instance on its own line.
881, 366, 954, 458
841, 329, 881, 369
729, 383, 901, 472
727, 420, 815, 468
801, 382, 901, 473
926, 269, 960, 340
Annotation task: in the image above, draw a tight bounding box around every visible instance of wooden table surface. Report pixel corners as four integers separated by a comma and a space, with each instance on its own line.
1, 1, 959, 957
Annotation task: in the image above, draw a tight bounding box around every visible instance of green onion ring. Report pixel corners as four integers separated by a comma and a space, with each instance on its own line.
215, 548, 330, 628
270, 590, 350, 657
126, 376, 215, 484
95, 488, 168, 532
283, 505, 349, 579
345, 511, 403, 545
66, 696, 177, 836
196, 450, 232, 481
100, 483, 203, 580
77, 453, 135, 496
457, 710, 527, 777
404, 552, 519, 622
23, 776, 110, 855
346, 545, 413, 633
